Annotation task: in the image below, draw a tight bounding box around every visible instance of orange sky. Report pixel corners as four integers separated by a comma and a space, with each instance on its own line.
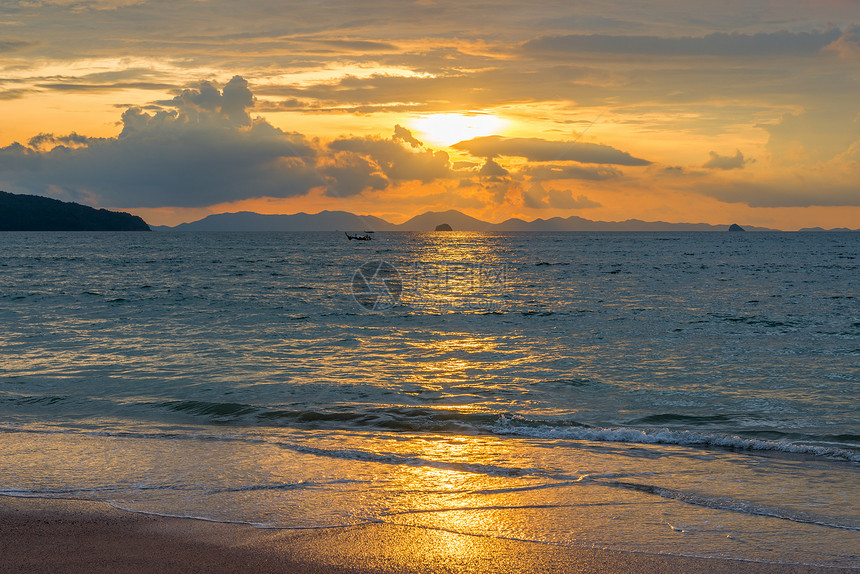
1, 1, 859, 229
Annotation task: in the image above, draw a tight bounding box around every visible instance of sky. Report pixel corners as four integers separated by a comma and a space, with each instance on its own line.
1, 0, 859, 229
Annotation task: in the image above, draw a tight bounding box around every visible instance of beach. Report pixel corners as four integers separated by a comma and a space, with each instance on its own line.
2, 496, 856, 574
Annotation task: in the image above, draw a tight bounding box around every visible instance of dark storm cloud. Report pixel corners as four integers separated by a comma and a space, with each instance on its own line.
454, 136, 650, 166
523, 29, 843, 57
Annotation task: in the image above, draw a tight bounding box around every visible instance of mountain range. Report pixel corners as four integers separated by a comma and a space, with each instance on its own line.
154, 209, 794, 232
0, 191, 854, 232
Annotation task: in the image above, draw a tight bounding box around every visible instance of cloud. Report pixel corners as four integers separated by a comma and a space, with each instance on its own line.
318, 152, 388, 197
523, 29, 843, 58
824, 25, 860, 59
260, 65, 609, 114
703, 149, 750, 170
328, 128, 452, 184
0, 40, 35, 53
313, 39, 400, 52
697, 180, 860, 207
27, 132, 94, 150
168, 76, 255, 126
479, 158, 509, 177
522, 164, 622, 180
522, 181, 601, 209
36, 82, 174, 92
454, 135, 650, 166
547, 189, 602, 209
393, 124, 423, 148
0, 77, 322, 207
0, 87, 35, 100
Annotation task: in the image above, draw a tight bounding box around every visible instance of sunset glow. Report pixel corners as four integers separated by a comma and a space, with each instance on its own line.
0, 1, 858, 229
410, 114, 508, 147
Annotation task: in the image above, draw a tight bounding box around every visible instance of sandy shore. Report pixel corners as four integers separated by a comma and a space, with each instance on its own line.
0, 496, 854, 574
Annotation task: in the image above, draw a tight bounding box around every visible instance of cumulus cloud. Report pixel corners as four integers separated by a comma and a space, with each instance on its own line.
454, 135, 650, 166
319, 152, 387, 197
328, 128, 452, 184
703, 149, 750, 170
0, 77, 322, 207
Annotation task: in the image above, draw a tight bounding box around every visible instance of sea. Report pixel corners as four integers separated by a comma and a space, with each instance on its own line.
0, 230, 858, 567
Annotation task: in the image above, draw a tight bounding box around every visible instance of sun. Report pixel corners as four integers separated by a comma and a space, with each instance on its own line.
409, 113, 506, 147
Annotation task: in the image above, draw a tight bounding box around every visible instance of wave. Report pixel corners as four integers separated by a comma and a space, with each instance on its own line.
160, 400, 860, 464
4, 394, 858, 463
3, 425, 857, 535
491, 416, 860, 463
601, 480, 860, 532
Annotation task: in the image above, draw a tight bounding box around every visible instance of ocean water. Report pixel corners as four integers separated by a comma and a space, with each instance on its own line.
0, 230, 858, 567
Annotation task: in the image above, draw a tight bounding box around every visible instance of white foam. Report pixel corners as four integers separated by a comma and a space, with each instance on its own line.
490, 417, 860, 463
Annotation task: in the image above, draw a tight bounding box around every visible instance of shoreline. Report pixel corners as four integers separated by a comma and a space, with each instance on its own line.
1, 496, 855, 573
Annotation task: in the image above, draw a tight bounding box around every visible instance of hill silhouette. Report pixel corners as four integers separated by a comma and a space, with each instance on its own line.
0, 191, 150, 231
157, 209, 781, 232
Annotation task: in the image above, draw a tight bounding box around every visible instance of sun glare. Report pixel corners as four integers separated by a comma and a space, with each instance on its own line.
410, 113, 506, 147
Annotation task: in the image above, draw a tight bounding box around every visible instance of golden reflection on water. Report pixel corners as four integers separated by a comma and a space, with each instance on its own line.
403, 232, 508, 313
401, 331, 516, 393
373, 433, 532, 548
410, 232, 501, 263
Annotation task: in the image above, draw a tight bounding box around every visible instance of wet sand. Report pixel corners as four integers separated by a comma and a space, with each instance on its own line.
0, 496, 854, 574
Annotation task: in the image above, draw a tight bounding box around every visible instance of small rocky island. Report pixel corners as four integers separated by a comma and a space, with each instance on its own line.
0, 191, 150, 231
728, 223, 745, 232
434, 223, 453, 231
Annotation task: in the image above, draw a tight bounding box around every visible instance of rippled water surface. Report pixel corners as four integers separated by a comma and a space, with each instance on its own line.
1, 231, 858, 566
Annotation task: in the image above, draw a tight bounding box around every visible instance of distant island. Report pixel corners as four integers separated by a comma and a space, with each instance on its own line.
728, 223, 745, 232
434, 223, 453, 231
0, 191, 150, 231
